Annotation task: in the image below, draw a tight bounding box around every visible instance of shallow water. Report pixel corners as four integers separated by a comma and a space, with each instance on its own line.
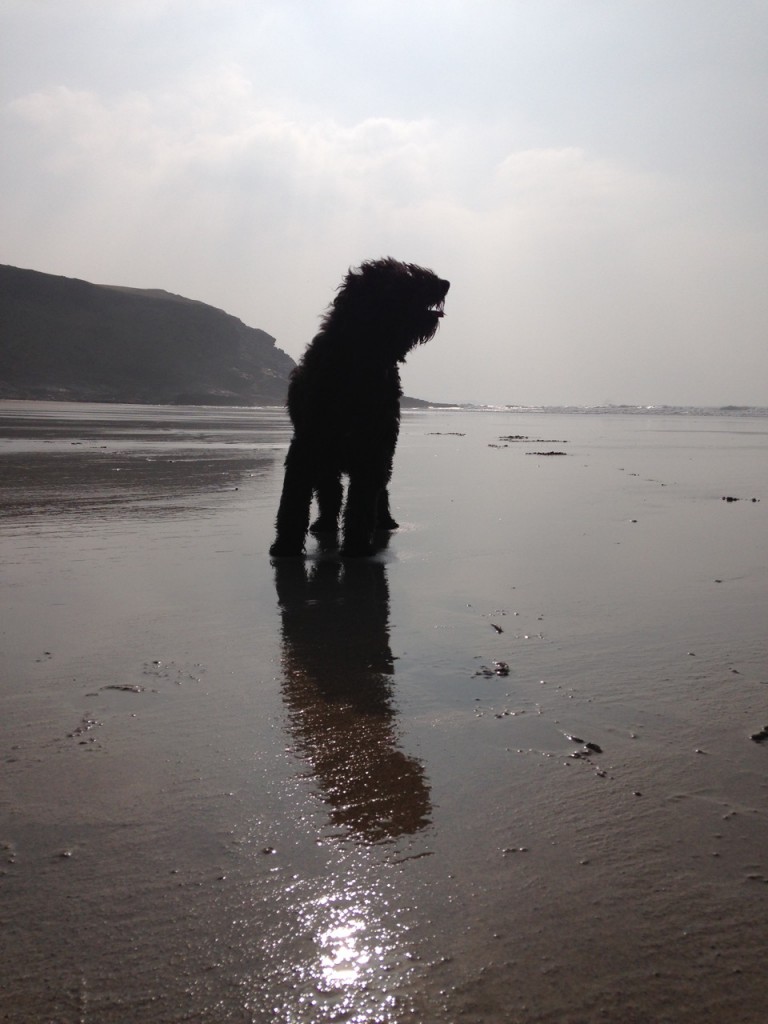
1, 401, 767, 1023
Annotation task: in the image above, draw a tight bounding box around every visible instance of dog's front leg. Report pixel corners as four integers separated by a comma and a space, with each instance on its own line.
376, 488, 399, 531
310, 471, 343, 535
270, 440, 314, 556
341, 470, 381, 557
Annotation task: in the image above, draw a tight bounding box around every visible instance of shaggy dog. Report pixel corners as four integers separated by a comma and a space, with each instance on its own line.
270, 257, 449, 557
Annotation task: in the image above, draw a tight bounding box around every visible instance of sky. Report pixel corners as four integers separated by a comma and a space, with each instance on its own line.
1, 0, 766, 407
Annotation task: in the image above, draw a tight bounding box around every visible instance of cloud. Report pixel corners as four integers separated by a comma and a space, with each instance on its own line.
4, 74, 454, 294
4, 72, 664, 256
2, 47, 767, 405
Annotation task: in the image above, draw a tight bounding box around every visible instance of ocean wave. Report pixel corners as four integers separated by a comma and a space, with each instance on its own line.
444, 404, 768, 418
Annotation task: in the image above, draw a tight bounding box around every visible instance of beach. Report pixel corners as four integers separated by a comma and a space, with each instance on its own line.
1, 400, 767, 1023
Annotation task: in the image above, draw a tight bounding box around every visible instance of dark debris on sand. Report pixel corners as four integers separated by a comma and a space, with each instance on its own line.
490, 435, 569, 449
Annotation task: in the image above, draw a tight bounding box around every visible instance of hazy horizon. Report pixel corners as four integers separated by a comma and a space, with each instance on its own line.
2, 2, 766, 408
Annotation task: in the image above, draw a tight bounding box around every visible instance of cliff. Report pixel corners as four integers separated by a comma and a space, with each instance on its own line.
0, 264, 295, 405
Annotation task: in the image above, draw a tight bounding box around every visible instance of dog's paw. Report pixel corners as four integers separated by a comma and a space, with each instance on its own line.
309, 516, 338, 535
376, 515, 399, 531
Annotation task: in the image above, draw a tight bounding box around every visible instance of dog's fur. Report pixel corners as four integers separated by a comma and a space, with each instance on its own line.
270, 257, 449, 557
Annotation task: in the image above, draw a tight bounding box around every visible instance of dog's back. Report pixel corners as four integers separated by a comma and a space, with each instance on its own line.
287, 341, 401, 465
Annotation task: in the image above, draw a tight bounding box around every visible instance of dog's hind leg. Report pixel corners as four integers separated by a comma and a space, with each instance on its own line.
270, 440, 314, 556
309, 470, 343, 535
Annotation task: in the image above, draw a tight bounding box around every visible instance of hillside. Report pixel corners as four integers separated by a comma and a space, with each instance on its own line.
0, 264, 295, 405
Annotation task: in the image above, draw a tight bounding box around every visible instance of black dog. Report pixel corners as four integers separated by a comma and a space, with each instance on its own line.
270, 258, 449, 557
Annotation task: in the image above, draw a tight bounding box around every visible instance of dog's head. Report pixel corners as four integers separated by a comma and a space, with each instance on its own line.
325, 257, 450, 361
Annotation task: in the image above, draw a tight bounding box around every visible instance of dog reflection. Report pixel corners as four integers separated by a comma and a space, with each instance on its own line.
274, 555, 431, 842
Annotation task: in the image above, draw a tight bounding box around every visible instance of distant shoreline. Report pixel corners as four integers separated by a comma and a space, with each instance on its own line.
2, 397, 766, 418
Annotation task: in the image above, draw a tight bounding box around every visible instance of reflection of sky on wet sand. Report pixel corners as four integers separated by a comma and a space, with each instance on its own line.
0, 400, 287, 522
226, 855, 429, 1024
288, 875, 417, 1022
0, 449, 272, 521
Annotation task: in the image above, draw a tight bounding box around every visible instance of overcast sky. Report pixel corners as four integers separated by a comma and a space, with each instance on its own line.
1, 1, 766, 406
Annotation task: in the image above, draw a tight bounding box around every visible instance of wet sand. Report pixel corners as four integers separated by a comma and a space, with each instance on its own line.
1, 400, 767, 1023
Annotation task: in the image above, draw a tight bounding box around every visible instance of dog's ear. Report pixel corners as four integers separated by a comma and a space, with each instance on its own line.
330, 266, 367, 316
331, 260, 394, 315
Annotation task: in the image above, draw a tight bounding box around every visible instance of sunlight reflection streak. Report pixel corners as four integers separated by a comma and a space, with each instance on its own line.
288, 880, 416, 1022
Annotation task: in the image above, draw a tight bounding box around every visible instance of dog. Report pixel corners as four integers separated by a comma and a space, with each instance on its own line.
270, 257, 449, 557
